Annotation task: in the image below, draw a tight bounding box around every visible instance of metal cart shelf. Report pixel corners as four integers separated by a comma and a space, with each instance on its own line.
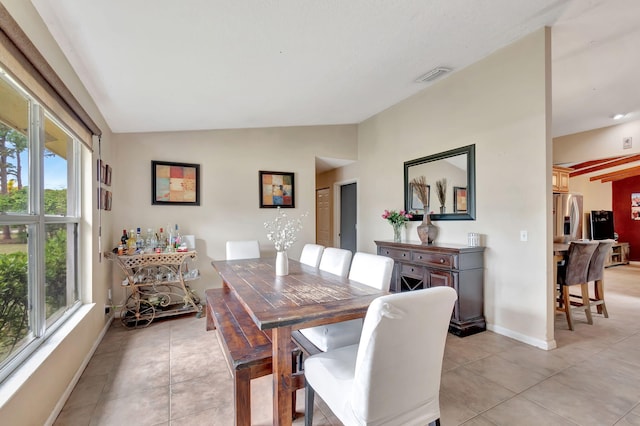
106, 251, 202, 328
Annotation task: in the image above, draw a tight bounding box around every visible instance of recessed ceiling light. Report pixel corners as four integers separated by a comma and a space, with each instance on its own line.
613, 113, 627, 120
415, 67, 451, 83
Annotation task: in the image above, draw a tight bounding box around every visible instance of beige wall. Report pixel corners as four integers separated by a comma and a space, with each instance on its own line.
110, 126, 358, 299
345, 28, 554, 348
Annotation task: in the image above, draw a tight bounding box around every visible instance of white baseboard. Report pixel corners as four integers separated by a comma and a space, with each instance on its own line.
487, 323, 557, 350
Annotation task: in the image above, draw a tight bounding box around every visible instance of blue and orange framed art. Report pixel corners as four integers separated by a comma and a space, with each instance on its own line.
259, 171, 295, 208
152, 160, 200, 206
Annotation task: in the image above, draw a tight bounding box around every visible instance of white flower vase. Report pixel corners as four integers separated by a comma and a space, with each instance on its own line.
276, 251, 289, 276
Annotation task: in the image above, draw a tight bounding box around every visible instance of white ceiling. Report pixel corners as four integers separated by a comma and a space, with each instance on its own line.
30, 0, 640, 140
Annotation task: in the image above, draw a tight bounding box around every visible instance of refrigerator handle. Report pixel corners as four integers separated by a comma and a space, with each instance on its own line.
570, 196, 580, 239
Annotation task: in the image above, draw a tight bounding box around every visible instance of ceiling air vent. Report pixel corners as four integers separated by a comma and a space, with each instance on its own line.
415, 67, 451, 83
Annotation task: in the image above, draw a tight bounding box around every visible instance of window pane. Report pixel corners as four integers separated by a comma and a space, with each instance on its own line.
45, 223, 68, 321
44, 116, 70, 216
0, 76, 30, 215
0, 225, 31, 366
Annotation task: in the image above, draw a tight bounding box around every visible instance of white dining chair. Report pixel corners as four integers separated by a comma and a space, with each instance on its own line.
348, 252, 394, 291
298, 252, 393, 352
299, 244, 325, 268
225, 240, 260, 260
304, 286, 457, 426
318, 247, 352, 277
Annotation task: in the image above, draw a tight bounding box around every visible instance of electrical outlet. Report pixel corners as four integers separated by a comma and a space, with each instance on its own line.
520, 230, 528, 241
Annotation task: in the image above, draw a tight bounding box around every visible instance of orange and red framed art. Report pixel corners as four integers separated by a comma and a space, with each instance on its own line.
152, 160, 200, 206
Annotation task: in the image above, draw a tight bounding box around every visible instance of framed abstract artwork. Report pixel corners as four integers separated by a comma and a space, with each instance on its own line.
151, 160, 200, 206
259, 171, 295, 208
453, 186, 467, 213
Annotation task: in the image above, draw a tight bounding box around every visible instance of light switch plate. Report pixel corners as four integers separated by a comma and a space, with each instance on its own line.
623, 137, 632, 149
520, 230, 528, 241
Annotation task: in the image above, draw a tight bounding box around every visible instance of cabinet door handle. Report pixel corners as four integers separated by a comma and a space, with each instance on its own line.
439, 258, 445, 263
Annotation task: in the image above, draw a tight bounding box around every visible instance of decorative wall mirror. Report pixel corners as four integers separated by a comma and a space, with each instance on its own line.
404, 144, 476, 221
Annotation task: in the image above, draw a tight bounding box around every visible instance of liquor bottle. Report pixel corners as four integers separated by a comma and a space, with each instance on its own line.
120, 229, 128, 246
158, 228, 166, 251
167, 224, 175, 252
147, 228, 157, 252
174, 224, 181, 250
144, 228, 156, 253
127, 229, 137, 251
136, 228, 143, 250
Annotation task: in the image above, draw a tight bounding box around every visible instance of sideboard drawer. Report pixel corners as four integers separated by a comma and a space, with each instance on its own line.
400, 263, 424, 278
378, 247, 411, 262
411, 251, 456, 269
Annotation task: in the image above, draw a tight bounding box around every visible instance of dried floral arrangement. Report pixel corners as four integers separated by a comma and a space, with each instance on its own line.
410, 175, 429, 208
436, 178, 447, 208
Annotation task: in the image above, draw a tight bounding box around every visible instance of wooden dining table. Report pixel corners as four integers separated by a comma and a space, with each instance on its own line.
211, 257, 387, 425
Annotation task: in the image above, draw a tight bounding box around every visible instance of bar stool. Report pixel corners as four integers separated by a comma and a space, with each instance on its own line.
556, 240, 598, 330
585, 239, 615, 317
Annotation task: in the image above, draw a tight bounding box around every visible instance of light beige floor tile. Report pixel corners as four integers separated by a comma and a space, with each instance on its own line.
90, 385, 169, 426
461, 330, 528, 354
443, 336, 493, 366
617, 412, 640, 426
521, 377, 629, 426
460, 415, 499, 426
63, 373, 108, 410
497, 344, 571, 377
82, 351, 123, 378
439, 389, 479, 425
102, 357, 171, 399
481, 395, 577, 426
170, 406, 231, 426
440, 366, 515, 414
53, 402, 96, 426
170, 374, 233, 421
465, 355, 550, 393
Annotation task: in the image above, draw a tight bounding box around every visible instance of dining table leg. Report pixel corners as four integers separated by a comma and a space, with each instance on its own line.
272, 326, 293, 426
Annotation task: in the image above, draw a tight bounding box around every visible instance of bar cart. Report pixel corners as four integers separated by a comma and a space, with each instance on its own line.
106, 251, 202, 328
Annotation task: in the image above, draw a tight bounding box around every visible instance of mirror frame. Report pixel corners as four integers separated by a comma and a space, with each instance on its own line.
404, 144, 476, 221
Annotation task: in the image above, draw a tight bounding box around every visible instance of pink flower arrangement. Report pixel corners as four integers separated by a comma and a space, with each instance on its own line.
381, 209, 412, 226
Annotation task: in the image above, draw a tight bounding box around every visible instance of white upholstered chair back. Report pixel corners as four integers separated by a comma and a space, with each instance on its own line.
225, 240, 260, 260
304, 286, 457, 425
318, 247, 352, 277
297, 252, 391, 353
299, 244, 325, 268
348, 252, 394, 291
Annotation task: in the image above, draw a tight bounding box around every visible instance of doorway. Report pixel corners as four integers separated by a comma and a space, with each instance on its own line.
339, 182, 357, 253
316, 188, 331, 247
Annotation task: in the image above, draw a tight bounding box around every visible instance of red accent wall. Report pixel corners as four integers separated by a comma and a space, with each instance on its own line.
612, 175, 640, 261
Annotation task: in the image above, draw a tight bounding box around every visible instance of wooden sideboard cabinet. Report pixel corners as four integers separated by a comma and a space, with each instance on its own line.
605, 242, 630, 267
375, 240, 485, 337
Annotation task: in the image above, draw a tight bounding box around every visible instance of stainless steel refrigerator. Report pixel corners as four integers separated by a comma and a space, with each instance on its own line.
553, 193, 584, 242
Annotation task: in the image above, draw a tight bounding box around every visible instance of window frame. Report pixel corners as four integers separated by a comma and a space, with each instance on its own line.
0, 68, 82, 383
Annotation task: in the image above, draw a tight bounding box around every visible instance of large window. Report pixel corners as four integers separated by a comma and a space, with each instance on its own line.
0, 68, 81, 381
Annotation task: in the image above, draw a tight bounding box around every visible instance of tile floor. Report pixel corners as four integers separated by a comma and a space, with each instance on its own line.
54, 263, 640, 425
